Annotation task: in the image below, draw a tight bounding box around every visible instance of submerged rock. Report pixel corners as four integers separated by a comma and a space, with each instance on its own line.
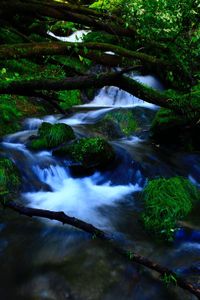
53, 137, 115, 174
28, 122, 75, 151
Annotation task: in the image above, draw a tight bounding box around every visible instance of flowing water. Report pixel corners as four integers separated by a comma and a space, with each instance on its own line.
0, 75, 199, 300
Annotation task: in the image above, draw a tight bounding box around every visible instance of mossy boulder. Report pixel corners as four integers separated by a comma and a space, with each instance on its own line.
57, 90, 81, 110
53, 137, 115, 172
29, 122, 75, 151
0, 158, 21, 200
85, 110, 138, 140
104, 110, 138, 137
142, 177, 200, 240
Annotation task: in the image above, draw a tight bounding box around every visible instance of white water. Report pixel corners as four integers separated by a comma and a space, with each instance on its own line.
3, 130, 36, 143
47, 30, 90, 42
83, 74, 163, 108
4, 73, 163, 228
24, 165, 141, 228
24, 115, 59, 130
59, 107, 114, 126
120, 136, 143, 144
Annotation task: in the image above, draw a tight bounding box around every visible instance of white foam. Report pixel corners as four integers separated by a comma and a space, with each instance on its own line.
47, 30, 90, 43
83, 74, 163, 109
59, 108, 114, 126
24, 166, 141, 228
24, 115, 58, 130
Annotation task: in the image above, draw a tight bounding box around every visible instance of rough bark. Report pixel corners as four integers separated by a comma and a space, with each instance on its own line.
0, 0, 136, 38
5, 201, 200, 299
0, 71, 194, 114
0, 41, 167, 68
28, 0, 133, 29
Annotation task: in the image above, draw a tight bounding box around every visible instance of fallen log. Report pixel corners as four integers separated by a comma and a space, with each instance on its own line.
0, 41, 167, 68
0, 71, 196, 114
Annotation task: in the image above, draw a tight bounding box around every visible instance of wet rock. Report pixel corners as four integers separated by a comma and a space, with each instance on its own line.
28, 122, 75, 151
88, 118, 123, 140
104, 109, 138, 137
142, 176, 200, 240
53, 137, 115, 175
20, 272, 74, 300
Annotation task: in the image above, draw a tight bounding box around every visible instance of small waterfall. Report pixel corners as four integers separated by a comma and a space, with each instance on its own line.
23, 115, 59, 130
33, 165, 70, 189
24, 165, 141, 228
59, 107, 114, 126
3, 130, 37, 144
85, 74, 163, 108
47, 30, 90, 42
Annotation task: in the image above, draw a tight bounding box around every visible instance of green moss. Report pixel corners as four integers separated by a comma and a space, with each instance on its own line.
0, 94, 23, 137
57, 90, 81, 110
29, 122, 75, 150
2, 59, 66, 82
49, 21, 77, 35
0, 158, 21, 200
83, 31, 118, 45
0, 94, 46, 137
90, 118, 123, 139
29, 138, 49, 151
142, 177, 199, 240
38, 122, 53, 137
106, 110, 138, 136
54, 137, 115, 167
151, 108, 187, 129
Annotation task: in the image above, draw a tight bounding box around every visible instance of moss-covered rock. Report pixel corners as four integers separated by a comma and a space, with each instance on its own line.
0, 158, 21, 200
53, 137, 115, 170
89, 118, 123, 140
57, 90, 81, 110
105, 110, 138, 137
0, 94, 47, 138
142, 177, 200, 240
29, 122, 75, 151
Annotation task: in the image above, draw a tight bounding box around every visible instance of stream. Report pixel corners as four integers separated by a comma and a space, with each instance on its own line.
0, 72, 200, 298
